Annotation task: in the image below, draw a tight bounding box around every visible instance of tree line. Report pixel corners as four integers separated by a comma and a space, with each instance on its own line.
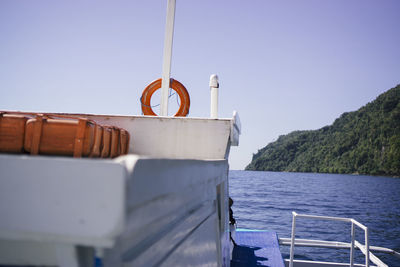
246, 85, 400, 177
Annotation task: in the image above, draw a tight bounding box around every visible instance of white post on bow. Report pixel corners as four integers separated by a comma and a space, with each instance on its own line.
160, 0, 176, 116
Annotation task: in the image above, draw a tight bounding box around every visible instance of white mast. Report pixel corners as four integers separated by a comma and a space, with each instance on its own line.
160, 0, 176, 116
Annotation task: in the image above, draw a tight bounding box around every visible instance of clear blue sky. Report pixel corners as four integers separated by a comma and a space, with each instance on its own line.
1, 0, 399, 169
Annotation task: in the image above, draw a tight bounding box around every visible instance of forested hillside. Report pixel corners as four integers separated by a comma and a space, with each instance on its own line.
246, 85, 400, 177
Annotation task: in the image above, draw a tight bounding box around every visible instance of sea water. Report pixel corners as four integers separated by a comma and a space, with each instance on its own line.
229, 170, 400, 266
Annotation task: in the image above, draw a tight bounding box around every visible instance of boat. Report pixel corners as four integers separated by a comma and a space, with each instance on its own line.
1, 1, 399, 267
0, 0, 240, 266
0, 110, 241, 267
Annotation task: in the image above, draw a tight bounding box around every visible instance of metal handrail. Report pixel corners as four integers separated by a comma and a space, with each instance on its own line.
289, 212, 388, 267
279, 237, 400, 255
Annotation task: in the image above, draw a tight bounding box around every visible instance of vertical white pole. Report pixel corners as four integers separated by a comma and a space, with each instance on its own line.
350, 222, 355, 267
160, 0, 176, 116
210, 74, 219, 119
289, 212, 297, 267
365, 227, 370, 267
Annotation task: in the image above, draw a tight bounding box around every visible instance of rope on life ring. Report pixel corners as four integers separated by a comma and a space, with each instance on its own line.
140, 78, 190, 117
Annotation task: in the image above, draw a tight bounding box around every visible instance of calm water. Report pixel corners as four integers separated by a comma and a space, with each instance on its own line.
229, 171, 400, 266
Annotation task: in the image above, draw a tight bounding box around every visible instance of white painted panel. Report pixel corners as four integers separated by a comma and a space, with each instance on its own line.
2, 112, 241, 158
58, 114, 233, 160
0, 153, 232, 266
160, 213, 220, 267
121, 202, 216, 267
0, 239, 57, 266
103, 156, 230, 267
0, 154, 125, 247
117, 156, 227, 209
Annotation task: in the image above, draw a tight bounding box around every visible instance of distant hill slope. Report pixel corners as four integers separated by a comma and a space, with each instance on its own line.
246, 85, 400, 177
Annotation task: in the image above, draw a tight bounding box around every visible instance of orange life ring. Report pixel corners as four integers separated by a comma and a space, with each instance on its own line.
141, 78, 190, 117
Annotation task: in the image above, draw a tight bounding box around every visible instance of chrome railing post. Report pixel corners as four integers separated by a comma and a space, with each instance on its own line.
289, 212, 297, 267
365, 227, 370, 267
350, 221, 355, 267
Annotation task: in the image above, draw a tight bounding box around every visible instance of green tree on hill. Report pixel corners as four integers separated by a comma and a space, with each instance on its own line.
246, 85, 400, 177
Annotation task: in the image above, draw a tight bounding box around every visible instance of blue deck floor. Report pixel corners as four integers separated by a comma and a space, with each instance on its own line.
231, 229, 285, 267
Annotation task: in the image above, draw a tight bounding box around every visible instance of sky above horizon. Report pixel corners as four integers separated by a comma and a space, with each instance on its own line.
1, 0, 399, 169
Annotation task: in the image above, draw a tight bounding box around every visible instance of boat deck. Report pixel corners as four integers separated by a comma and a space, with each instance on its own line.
231, 229, 285, 267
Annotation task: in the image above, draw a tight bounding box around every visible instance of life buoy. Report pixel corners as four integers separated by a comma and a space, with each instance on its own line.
141, 78, 190, 117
